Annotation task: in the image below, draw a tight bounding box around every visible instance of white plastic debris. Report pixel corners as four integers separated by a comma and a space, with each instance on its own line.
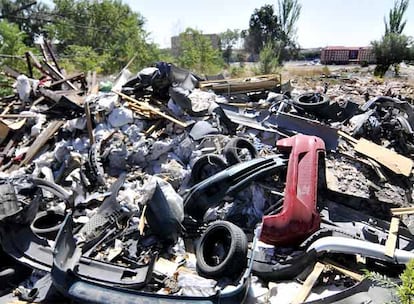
188, 89, 217, 112
65, 117, 87, 131
30, 114, 47, 137
148, 139, 173, 161
16, 75, 33, 102
122, 124, 142, 142
176, 272, 217, 297
108, 107, 134, 127
96, 93, 118, 113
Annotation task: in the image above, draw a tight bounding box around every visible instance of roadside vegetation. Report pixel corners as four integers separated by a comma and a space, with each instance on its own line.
371, 0, 413, 77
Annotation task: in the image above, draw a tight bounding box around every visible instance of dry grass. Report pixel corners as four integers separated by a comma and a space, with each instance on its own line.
282, 65, 331, 80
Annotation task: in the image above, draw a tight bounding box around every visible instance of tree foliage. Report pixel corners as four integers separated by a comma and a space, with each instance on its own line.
256, 42, 280, 74
372, 0, 412, 77
220, 29, 240, 64
385, 0, 409, 34
278, 0, 301, 44
372, 33, 412, 76
244, 4, 280, 55
244, 0, 301, 62
0, 20, 30, 70
176, 28, 223, 75
0, 20, 32, 95
47, 0, 158, 73
398, 259, 414, 304
0, 0, 51, 46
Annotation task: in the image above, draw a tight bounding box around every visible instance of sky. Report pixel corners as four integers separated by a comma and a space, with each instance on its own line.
123, 0, 414, 49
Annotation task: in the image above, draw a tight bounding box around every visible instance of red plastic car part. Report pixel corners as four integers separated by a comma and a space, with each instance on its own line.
260, 135, 325, 246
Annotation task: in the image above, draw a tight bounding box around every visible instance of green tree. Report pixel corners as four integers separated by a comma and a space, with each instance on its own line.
372, 0, 411, 77
0, 20, 29, 70
372, 33, 412, 76
220, 29, 240, 64
59, 45, 110, 74
278, 0, 301, 45
244, 4, 280, 55
0, 20, 31, 95
0, 0, 51, 46
47, 0, 158, 73
176, 28, 223, 75
398, 259, 414, 304
385, 0, 409, 34
244, 0, 301, 62
256, 41, 280, 74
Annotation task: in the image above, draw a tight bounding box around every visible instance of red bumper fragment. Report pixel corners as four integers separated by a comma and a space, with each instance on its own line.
260, 135, 325, 246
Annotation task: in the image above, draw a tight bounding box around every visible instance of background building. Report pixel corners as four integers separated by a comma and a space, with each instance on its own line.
321, 46, 376, 64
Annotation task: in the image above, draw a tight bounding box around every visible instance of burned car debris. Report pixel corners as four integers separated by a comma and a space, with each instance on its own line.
1, 48, 414, 304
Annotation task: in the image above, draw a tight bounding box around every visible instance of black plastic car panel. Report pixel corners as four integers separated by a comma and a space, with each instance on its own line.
183, 156, 286, 221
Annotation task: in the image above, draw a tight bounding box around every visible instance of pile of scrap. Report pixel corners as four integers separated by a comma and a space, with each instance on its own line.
0, 53, 413, 304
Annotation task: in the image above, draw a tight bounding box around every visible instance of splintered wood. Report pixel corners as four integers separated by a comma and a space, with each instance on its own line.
292, 262, 325, 304
112, 90, 189, 128
338, 131, 413, 176
385, 217, 400, 258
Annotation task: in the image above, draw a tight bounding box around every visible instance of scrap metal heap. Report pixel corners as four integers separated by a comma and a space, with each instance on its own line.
1, 52, 414, 303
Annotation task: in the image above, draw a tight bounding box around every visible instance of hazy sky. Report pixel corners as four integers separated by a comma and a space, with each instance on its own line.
123, 0, 414, 48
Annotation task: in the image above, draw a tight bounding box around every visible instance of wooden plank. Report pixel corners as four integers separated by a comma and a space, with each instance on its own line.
354, 138, 413, 176
339, 131, 413, 176
113, 90, 189, 128
324, 260, 363, 281
44, 62, 78, 90
45, 39, 61, 72
21, 121, 64, 166
338, 130, 358, 143
385, 217, 400, 258
84, 100, 94, 145
3, 66, 21, 79
391, 207, 414, 216
47, 73, 85, 89
25, 52, 33, 78
0, 114, 38, 119
292, 262, 325, 304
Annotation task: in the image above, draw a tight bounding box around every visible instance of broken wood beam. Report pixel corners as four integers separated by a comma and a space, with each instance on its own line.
323, 259, 363, 281
338, 131, 413, 176
385, 217, 400, 258
47, 73, 85, 89
292, 262, 325, 304
113, 90, 189, 128
84, 100, 95, 145
391, 207, 414, 216
20, 120, 64, 166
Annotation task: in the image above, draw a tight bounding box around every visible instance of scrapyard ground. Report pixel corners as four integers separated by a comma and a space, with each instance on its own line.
1, 58, 414, 304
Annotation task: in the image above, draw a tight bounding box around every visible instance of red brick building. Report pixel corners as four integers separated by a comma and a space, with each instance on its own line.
321, 46, 376, 64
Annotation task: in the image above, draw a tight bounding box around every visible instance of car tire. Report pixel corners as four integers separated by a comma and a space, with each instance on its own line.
294, 93, 329, 111
190, 154, 227, 185
196, 221, 248, 279
223, 138, 258, 166
30, 210, 65, 240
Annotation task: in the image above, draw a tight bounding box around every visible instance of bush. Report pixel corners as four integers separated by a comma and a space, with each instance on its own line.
229, 66, 248, 78
256, 42, 280, 75
60, 45, 109, 74
398, 259, 414, 304
322, 65, 331, 75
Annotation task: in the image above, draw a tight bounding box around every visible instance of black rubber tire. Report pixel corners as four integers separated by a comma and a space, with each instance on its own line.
293, 93, 329, 111
30, 210, 65, 240
223, 137, 258, 166
196, 221, 248, 279
190, 154, 227, 185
